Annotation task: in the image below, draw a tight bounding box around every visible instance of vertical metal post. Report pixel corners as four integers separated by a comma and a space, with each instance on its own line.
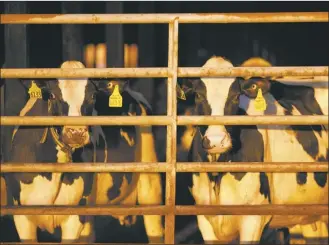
165, 18, 179, 244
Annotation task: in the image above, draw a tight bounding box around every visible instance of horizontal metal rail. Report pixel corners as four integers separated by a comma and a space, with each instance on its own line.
0, 243, 144, 245
0, 243, 147, 245
0, 116, 173, 126
0, 205, 327, 216
1, 66, 328, 78
1, 115, 327, 126
1, 162, 327, 173
1, 12, 328, 24
0, 163, 169, 173
177, 115, 328, 125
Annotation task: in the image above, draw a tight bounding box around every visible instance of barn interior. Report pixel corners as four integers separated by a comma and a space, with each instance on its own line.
0, 1, 328, 244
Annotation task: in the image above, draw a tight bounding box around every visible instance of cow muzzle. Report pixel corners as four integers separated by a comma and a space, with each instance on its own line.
62, 126, 90, 148
202, 131, 232, 154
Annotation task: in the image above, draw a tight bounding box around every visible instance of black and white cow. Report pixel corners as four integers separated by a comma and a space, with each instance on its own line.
88, 78, 164, 244
3, 60, 98, 243
175, 56, 328, 244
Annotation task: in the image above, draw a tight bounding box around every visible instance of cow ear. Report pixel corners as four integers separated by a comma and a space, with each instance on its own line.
108, 79, 129, 94
176, 84, 187, 100
33, 79, 48, 89
124, 85, 153, 115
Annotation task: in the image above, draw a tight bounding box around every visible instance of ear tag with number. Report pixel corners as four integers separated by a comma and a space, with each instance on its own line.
254, 88, 267, 111
176, 84, 186, 100
28, 81, 42, 99
109, 84, 123, 107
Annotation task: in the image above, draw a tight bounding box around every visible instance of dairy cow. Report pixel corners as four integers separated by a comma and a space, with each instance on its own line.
88, 78, 164, 243
3, 60, 98, 243
176, 56, 328, 244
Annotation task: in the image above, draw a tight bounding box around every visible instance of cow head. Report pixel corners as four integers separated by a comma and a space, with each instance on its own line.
91, 78, 152, 117
176, 56, 272, 160
26, 61, 97, 148
177, 56, 239, 158
89, 78, 153, 147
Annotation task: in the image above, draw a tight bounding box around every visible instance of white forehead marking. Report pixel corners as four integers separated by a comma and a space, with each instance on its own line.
201, 56, 236, 134
58, 61, 88, 116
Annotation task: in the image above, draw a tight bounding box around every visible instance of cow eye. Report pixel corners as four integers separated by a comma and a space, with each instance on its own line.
108, 82, 113, 89
251, 84, 257, 90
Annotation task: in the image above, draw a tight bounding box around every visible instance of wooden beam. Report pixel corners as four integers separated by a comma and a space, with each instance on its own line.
61, 2, 83, 62
105, 2, 124, 68
3, 1, 29, 162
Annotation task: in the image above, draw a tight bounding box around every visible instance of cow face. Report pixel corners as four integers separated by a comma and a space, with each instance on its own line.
239, 77, 272, 99
92, 78, 152, 117
177, 57, 239, 157
33, 61, 97, 148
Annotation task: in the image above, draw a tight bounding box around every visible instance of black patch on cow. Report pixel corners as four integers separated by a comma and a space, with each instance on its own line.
296, 172, 307, 185
107, 173, 124, 200
260, 172, 271, 201
78, 197, 87, 224
271, 81, 326, 160
124, 173, 133, 184
314, 172, 327, 188
314, 156, 328, 188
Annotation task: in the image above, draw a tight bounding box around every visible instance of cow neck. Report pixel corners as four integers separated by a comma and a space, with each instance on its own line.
11, 97, 48, 144
47, 100, 73, 161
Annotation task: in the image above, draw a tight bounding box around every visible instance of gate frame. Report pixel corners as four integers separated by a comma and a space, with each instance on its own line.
1, 12, 329, 244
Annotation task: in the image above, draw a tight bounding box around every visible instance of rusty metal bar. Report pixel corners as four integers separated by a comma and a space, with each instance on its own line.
0, 205, 169, 216
0, 243, 149, 245
165, 18, 179, 245
1, 66, 328, 79
176, 162, 328, 173
1, 115, 327, 126
174, 204, 328, 215
1, 162, 327, 173
178, 66, 328, 78
0, 163, 169, 173
0, 116, 172, 126
0, 67, 168, 78
1, 204, 327, 216
177, 115, 328, 125
1, 12, 327, 24
0, 243, 153, 245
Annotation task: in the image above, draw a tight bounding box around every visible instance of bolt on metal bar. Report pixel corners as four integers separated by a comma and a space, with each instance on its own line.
1, 66, 328, 78
1, 12, 328, 24
165, 18, 179, 245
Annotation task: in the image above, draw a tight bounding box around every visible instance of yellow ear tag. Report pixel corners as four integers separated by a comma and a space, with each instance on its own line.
254, 88, 267, 112
176, 84, 186, 100
28, 81, 42, 99
109, 84, 123, 107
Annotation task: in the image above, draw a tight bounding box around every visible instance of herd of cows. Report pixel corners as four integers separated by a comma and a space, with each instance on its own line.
0, 56, 328, 244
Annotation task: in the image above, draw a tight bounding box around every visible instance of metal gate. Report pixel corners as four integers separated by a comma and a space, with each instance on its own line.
1, 12, 328, 244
